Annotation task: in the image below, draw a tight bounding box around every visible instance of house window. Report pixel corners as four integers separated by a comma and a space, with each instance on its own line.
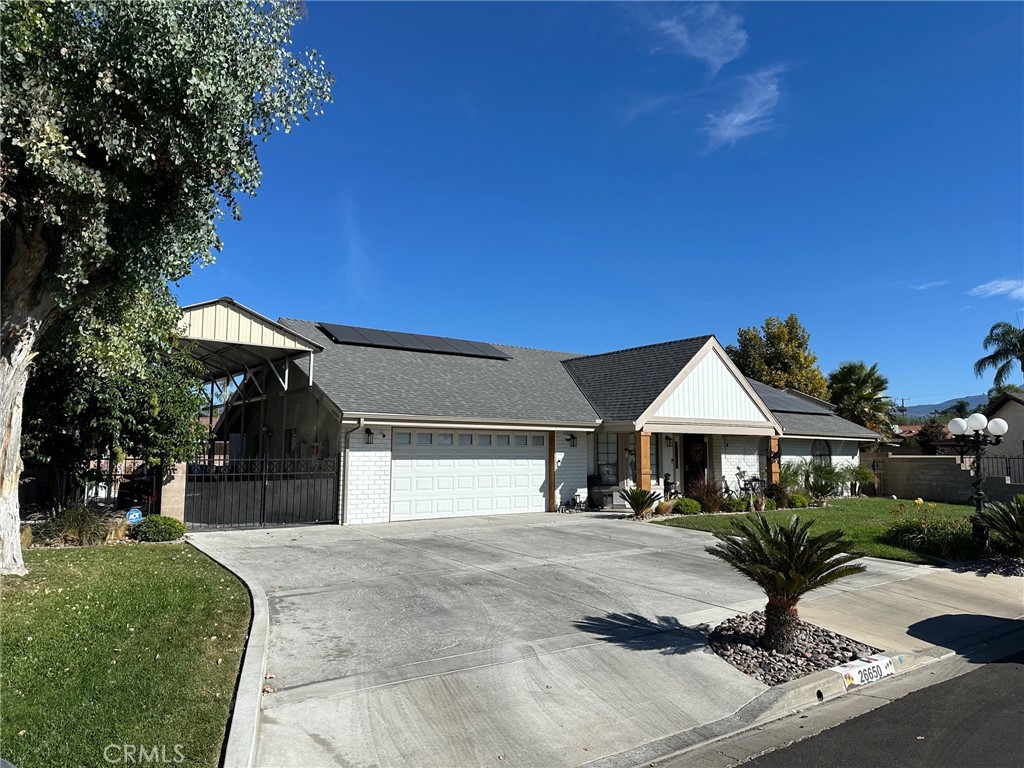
532, 435, 545, 446
515, 435, 528, 447
812, 440, 832, 466
478, 434, 492, 446
417, 433, 432, 445
394, 432, 412, 445
459, 434, 473, 446
438, 433, 453, 445
597, 433, 618, 485
497, 435, 510, 446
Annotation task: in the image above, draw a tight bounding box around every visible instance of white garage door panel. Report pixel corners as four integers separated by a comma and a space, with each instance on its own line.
391, 432, 547, 521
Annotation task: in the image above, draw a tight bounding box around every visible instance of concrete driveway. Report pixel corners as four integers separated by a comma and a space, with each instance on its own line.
191, 513, 933, 768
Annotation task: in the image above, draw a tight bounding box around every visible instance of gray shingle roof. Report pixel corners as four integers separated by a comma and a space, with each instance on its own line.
563, 337, 713, 421
280, 318, 601, 425
747, 379, 879, 440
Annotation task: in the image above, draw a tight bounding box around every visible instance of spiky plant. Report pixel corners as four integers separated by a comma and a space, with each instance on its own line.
706, 514, 866, 652
619, 487, 662, 519
978, 495, 1024, 557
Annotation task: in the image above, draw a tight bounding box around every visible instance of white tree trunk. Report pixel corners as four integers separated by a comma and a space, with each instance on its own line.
1, 217, 55, 576
0, 333, 34, 576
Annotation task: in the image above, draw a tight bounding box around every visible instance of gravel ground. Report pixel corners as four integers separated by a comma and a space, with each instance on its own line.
709, 611, 879, 686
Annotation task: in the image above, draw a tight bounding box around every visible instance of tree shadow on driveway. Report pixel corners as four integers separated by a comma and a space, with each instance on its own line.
573, 612, 712, 655
907, 614, 1024, 662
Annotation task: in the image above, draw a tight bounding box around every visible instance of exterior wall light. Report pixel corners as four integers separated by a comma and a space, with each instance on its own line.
565, 434, 578, 448
364, 427, 374, 445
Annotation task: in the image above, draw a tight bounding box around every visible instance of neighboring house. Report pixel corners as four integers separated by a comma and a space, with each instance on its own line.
182, 298, 878, 526
983, 392, 1024, 459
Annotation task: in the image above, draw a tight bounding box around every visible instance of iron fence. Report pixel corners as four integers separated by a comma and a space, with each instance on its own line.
979, 456, 1024, 486
184, 456, 338, 527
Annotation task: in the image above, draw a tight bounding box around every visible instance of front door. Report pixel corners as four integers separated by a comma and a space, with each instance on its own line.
682, 434, 707, 491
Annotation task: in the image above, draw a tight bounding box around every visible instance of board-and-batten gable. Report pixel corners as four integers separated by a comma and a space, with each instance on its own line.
636, 339, 782, 436
179, 298, 322, 352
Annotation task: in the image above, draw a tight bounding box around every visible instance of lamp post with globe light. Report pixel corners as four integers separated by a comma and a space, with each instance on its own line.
946, 413, 1009, 550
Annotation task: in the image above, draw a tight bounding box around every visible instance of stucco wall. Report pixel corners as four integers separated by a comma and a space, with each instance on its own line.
984, 400, 1024, 458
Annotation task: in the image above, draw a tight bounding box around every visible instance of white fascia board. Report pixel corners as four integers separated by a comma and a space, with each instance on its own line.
781, 434, 878, 442
339, 413, 600, 432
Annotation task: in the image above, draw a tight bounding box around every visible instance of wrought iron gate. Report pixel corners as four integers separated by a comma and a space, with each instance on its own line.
185, 457, 338, 527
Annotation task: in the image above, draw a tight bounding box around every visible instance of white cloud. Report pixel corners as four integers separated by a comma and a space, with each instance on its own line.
653, 4, 747, 77
703, 67, 782, 151
913, 280, 949, 291
968, 278, 1024, 301
340, 193, 376, 300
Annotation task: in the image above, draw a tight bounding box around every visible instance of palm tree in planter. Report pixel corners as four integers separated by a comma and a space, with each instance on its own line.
706, 514, 866, 653
620, 487, 662, 519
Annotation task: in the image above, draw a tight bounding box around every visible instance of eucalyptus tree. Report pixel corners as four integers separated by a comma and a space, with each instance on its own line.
0, 0, 332, 574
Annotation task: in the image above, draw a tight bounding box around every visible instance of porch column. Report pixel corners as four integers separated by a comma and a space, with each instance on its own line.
637, 431, 651, 491
767, 436, 780, 484
547, 431, 556, 511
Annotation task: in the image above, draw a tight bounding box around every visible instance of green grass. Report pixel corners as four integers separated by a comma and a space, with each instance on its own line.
653, 497, 976, 564
1, 543, 251, 768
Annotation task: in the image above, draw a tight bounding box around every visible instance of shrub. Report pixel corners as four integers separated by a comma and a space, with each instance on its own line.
978, 495, 1024, 557
764, 498, 777, 511
724, 497, 748, 514
40, 502, 111, 546
674, 497, 701, 515
805, 462, 842, 506
20, 524, 32, 550
882, 515, 979, 560
687, 475, 725, 514
791, 494, 809, 509
764, 482, 790, 509
619, 487, 662, 520
129, 515, 187, 542
654, 501, 676, 517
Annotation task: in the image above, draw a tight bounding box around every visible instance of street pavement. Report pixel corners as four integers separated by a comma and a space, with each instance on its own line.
743, 648, 1024, 768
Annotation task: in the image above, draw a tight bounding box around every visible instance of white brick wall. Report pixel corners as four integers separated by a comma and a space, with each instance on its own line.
712, 434, 766, 491
340, 426, 393, 525
554, 431, 589, 505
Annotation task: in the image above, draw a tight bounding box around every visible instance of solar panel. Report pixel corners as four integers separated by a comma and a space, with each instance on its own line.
414, 334, 460, 355
317, 323, 510, 360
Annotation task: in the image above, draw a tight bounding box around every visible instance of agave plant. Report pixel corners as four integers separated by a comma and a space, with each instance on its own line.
706, 514, 866, 653
619, 487, 662, 519
978, 495, 1024, 557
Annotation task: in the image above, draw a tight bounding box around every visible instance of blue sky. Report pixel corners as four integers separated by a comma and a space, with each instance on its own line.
172, 2, 1024, 409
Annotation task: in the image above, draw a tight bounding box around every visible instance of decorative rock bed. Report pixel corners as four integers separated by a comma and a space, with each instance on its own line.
709, 611, 880, 686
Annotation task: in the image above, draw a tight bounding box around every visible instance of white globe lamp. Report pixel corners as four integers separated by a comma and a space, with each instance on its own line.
947, 418, 968, 436
966, 413, 988, 433
987, 418, 1009, 437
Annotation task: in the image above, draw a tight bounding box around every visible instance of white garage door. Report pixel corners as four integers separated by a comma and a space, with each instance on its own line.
391, 430, 548, 521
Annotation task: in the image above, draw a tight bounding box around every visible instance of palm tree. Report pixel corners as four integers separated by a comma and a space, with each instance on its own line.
974, 321, 1024, 389
827, 361, 891, 435
705, 514, 866, 652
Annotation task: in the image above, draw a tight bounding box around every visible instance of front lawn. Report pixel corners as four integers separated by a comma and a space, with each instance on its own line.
1, 543, 250, 768
653, 497, 975, 564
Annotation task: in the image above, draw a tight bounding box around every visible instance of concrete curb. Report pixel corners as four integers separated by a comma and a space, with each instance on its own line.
591, 619, 1024, 768
189, 538, 270, 768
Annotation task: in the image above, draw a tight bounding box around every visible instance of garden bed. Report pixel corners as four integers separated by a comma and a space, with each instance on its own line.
0, 543, 250, 768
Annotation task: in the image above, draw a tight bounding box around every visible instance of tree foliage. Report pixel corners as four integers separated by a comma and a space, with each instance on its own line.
973, 321, 1024, 389
827, 360, 892, 436
726, 315, 829, 400
22, 286, 208, 481
0, 0, 331, 575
